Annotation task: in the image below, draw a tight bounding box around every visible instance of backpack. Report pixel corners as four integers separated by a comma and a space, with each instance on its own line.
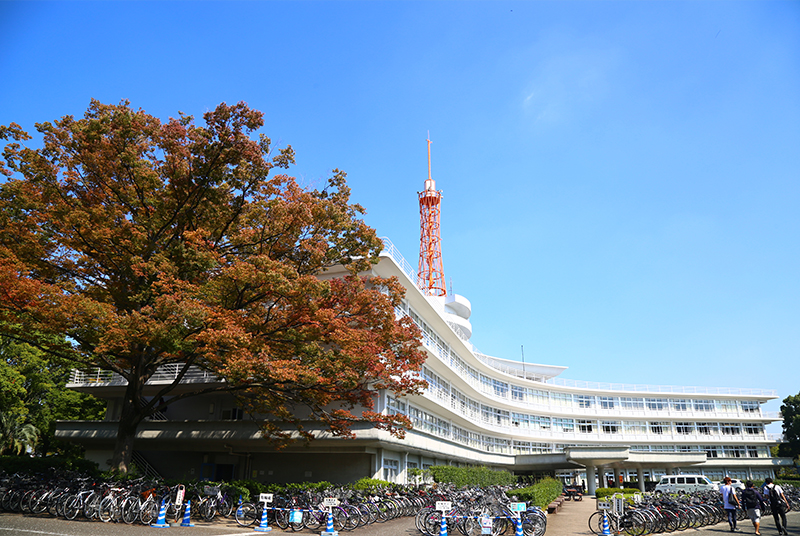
769, 486, 786, 513
741, 488, 758, 509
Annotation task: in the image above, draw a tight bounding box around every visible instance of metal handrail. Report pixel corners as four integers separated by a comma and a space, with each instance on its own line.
68, 364, 220, 387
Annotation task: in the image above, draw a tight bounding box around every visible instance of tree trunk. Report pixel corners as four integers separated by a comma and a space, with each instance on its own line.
110, 380, 144, 473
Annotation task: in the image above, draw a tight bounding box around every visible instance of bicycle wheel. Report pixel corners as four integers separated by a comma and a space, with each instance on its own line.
218, 496, 233, 517
121, 496, 140, 524
201, 497, 217, 521
304, 509, 323, 531
98, 496, 116, 522
422, 510, 443, 536
234, 502, 258, 527
31, 490, 50, 515
274, 508, 290, 530
63, 495, 82, 520
19, 490, 36, 514
522, 511, 547, 536
83, 492, 101, 520
588, 511, 605, 535
140, 498, 158, 525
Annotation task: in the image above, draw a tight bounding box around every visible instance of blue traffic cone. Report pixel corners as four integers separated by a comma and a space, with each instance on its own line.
237, 495, 243, 517
439, 514, 448, 536
601, 511, 611, 536
180, 500, 194, 527
321, 509, 338, 536
151, 498, 171, 528
515, 516, 524, 536
253, 504, 272, 532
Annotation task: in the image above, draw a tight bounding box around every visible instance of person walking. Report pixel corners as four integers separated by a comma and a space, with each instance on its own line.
764, 477, 790, 535
741, 480, 765, 535
722, 476, 741, 532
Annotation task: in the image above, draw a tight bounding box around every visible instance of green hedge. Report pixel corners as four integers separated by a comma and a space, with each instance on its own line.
228, 480, 337, 501
595, 487, 640, 499
428, 465, 515, 488
510, 477, 563, 509
0, 455, 99, 475
352, 477, 393, 491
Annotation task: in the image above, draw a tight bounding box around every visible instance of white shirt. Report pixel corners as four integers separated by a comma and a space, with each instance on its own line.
722, 484, 738, 509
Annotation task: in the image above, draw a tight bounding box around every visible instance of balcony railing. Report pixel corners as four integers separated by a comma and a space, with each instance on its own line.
68, 364, 220, 387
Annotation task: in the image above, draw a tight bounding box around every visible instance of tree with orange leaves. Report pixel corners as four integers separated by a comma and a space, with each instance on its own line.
0, 101, 426, 473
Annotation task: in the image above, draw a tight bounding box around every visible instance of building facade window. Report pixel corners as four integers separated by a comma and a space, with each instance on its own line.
386, 396, 406, 415
717, 400, 738, 413
727, 446, 745, 458
741, 400, 760, 413
493, 379, 509, 398
696, 422, 718, 435
553, 418, 574, 433
720, 423, 741, 435
649, 421, 668, 434
675, 422, 694, 434
383, 459, 399, 482
621, 397, 645, 410
624, 421, 647, 434
671, 399, 690, 411
577, 419, 594, 433
645, 398, 668, 411
744, 423, 763, 435
693, 400, 715, 412
602, 421, 620, 434
599, 397, 617, 409
551, 392, 572, 406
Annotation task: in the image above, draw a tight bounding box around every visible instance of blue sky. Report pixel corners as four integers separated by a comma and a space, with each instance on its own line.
1, 1, 798, 428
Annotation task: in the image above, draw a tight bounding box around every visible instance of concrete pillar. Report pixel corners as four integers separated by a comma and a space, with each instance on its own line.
586, 464, 597, 496
599, 466, 608, 488
666, 467, 674, 475
613, 468, 621, 488
637, 467, 645, 493
372, 448, 383, 480
401, 451, 408, 485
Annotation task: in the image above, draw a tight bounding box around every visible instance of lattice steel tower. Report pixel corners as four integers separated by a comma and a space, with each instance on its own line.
418, 137, 446, 297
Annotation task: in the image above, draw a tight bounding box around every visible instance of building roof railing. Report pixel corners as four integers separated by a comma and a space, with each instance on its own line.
379, 237, 418, 286
541, 378, 777, 397
474, 353, 777, 397
68, 364, 220, 387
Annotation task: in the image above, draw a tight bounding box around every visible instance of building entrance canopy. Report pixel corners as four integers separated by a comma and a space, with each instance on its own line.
515, 446, 707, 495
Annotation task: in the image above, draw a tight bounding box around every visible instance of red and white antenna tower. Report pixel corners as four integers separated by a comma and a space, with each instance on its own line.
418, 136, 446, 297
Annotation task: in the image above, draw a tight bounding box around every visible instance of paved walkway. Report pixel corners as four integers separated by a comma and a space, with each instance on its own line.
545, 495, 597, 535
542, 496, 799, 536
1, 501, 797, 536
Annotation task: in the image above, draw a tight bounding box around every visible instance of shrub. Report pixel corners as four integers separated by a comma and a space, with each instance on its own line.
510, 477, 563, 509
0, 454, 99, 476
595, 487, 640, 499
352, 477, 392, 491
428, 465, 515, 488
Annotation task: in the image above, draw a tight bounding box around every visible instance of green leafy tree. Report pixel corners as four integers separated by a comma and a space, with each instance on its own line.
0, 336, 105, 455
0, 412, 39, 455
778, 392, 800, 460
0, 100, 426, 473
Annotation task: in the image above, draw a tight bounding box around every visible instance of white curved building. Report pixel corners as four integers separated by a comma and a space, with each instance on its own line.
61, 238, 790, 489
364, 238, 789, 493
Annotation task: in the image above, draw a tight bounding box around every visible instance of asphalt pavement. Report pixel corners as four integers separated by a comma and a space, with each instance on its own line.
1, 502, 798, 536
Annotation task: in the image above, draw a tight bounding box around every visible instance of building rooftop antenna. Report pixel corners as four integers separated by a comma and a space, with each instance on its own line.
418, 135, 446, 296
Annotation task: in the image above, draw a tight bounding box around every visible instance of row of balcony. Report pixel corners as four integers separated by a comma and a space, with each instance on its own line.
420, 384, 774, 445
